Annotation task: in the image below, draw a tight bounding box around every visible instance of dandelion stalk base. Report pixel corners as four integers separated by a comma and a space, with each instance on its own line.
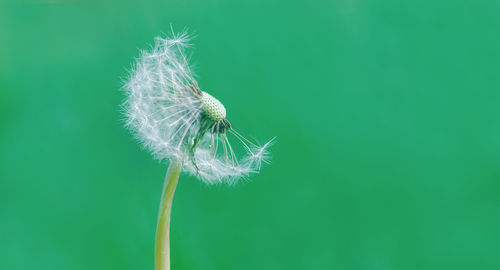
155, 159, 182, 270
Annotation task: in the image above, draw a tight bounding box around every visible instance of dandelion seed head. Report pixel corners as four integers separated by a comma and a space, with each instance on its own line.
122, 31, 273, 184
201, 91, 226, 121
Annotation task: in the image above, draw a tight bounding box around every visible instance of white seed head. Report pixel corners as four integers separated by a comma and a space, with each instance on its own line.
122, 31, 273, 185
201, 91, 226, 121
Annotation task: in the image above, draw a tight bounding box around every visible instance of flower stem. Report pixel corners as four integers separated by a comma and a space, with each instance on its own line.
155, 159, 182, 270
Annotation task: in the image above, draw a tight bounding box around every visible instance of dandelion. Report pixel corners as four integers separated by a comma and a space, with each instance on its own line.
122, 31, 273, 270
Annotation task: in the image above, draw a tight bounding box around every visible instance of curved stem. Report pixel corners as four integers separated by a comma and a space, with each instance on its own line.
155, 159, 182, 270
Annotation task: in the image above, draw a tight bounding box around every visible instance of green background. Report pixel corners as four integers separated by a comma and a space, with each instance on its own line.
1, 0, 499, 269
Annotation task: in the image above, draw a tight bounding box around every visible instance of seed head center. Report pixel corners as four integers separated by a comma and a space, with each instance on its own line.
201, 91, 226, 121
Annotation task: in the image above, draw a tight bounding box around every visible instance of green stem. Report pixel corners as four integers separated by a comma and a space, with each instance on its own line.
155, 159, 182, 270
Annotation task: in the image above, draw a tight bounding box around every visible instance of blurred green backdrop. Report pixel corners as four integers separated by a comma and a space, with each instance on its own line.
1, 0, 500, 269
